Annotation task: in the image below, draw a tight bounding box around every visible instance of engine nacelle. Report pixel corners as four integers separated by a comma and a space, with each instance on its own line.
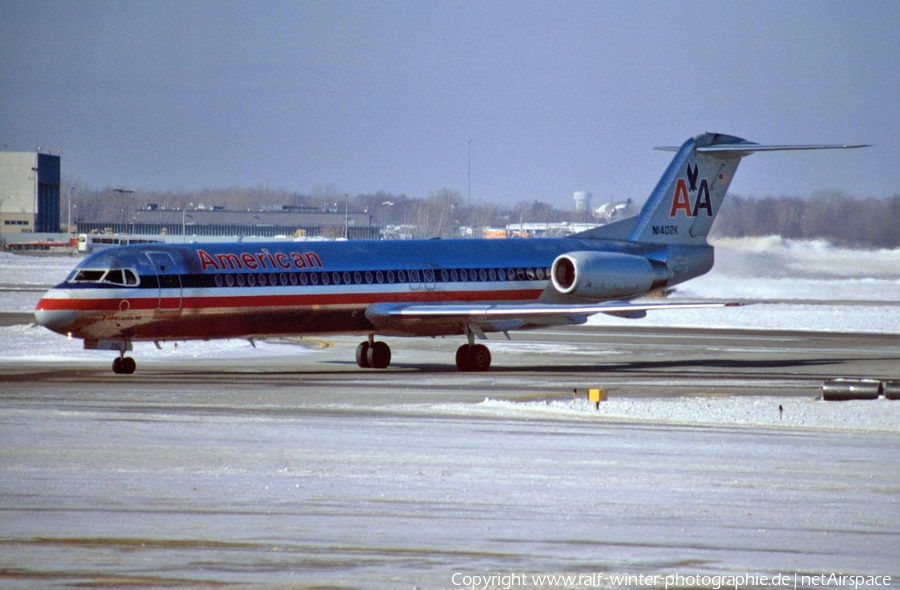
550, 251, 668, 300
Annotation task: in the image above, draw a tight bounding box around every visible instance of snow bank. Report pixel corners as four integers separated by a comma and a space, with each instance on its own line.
426, 395, 900, 433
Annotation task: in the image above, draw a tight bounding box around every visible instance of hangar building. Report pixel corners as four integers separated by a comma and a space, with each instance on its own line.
0, 151, 61, 233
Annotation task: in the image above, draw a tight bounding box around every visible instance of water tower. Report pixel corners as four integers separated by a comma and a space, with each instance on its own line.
573, 191, 593, 212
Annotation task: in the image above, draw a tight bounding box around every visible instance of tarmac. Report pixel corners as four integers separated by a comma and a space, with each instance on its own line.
3, 323, 899, 400
1, 325, 899, 588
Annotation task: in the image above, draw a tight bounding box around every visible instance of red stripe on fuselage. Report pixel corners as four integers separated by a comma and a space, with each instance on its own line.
36, 287, 545, 312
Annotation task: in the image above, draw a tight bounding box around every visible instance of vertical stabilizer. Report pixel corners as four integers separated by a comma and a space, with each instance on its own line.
625, 133, 869, 245
629, 133, 746, 244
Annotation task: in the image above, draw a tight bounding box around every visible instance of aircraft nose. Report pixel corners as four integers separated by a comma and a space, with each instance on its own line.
35, 292, 76, 334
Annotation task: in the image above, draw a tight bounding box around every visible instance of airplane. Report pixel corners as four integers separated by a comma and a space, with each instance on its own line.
34, 133, 867, 374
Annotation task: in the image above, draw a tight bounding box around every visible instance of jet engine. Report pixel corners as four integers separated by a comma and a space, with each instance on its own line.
550, 251, 669, 300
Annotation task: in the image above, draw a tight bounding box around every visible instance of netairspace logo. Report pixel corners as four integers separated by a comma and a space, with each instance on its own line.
450, 571, 893, 589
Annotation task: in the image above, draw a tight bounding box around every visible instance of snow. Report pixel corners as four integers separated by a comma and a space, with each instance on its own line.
427, 395, 900, 434
0, 322, 307, 363
588, 236, 900, 333
0, 250, 79, 287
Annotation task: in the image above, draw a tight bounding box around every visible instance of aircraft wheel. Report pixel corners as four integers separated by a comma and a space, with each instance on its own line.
356, 342, 370, 368
456, 344, 492, 372
455, 345, 473, 371
469, 344, 491, 372
367, 341, 391, 369
113, 356, 136, 374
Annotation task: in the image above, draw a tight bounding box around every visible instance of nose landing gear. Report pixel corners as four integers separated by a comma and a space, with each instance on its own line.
112, 354, 136, 374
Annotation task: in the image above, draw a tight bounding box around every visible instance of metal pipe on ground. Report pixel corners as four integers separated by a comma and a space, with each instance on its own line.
883, 381, 900, 401
822, 379, 883, 401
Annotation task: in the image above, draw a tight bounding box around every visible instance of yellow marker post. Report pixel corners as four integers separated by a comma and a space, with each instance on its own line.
588, 388, 607, 409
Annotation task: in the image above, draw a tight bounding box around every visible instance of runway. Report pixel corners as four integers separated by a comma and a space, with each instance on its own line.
2, 326, 899, 588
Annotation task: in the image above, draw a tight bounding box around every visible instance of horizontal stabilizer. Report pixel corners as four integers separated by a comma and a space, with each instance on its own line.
655, 142, 871, 154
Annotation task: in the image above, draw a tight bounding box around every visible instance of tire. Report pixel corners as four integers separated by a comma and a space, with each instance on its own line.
122, 357, 136, 374
112, 357, 123, 374
469, 344, 491, 371
356, 342, 370, 368
367, 341, 391, 369
456, 345, 472, 371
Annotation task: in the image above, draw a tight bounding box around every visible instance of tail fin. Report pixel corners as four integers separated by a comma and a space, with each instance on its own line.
577, 133, 868, 245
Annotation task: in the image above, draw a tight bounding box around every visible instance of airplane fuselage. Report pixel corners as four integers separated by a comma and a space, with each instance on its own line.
35, 236, 712, 345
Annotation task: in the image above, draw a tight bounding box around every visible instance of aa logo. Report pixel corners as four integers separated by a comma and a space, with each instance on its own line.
669, 163, 713, 217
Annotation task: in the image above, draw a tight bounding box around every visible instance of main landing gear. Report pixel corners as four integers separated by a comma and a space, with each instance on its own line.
355, 334, 493, 372
112, 353, 136, 374
356, 335, 392, 369
455, 343, 491, 372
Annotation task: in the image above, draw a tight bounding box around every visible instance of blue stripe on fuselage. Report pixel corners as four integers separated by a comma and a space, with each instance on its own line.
60, 237, 669, 290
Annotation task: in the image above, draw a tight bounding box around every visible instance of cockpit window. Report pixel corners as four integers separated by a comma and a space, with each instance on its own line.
105, 270, 125, 284
73, 269, 106, 282
70, 268, 140, 286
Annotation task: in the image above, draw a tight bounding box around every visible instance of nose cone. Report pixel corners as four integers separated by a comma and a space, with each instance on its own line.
35, 291, 76, 334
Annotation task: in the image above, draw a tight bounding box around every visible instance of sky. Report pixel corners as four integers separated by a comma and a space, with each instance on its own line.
1, 0, 897, 208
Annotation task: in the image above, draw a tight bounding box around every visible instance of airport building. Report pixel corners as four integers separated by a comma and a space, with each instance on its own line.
0, 151, 61, 233
77, 206, 379, 240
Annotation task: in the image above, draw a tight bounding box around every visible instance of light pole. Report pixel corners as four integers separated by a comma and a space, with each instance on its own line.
467, 138, 472, 210
181, 207, 194, 243
113, 188, 134, 234
0, 195, 8, 228
31, 166, 39, 232
67, 187, 73, 234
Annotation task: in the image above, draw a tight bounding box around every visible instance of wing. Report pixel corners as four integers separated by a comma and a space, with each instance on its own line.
365, 300, 745, 337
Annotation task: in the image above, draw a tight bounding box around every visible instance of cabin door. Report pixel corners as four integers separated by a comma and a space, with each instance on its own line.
145, 252, 183, 311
